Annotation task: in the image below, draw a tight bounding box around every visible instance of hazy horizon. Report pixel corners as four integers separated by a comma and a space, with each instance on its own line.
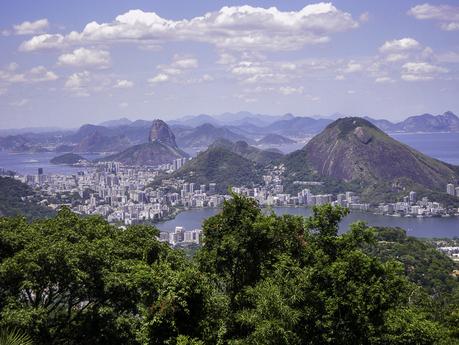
1, 0, 459, 129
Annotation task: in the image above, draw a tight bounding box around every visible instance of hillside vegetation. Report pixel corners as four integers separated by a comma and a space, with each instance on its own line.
0, 196, 457, 344
0, 176, 54, 220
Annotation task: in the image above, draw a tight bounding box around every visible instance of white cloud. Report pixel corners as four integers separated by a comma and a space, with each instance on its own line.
280, 63, 297, 71
180, 74, 215, 85
58, 48, 111, 68
335, 74, 345, 80
279, 86, 304, 95
19, 33, 64, 51
172, 56, 198, 69
19, 4, 359, 52
155, 55, 199, 79
14, 19, 49, 35
119, 102, 129, 108
148, 73, 169, 84
347, 90, 356, 94
379, 38, 421, 53
231, 61, 271, 76
408, 3, 459, 31
401, 62, 448, 81
0, 65, 58, 84
217, 53, 237, 65
385, 53, 409, 62
375, 76, 395, 83
114, 79, 134, 88
64, 71, 91, 96
343, 62, 363, 73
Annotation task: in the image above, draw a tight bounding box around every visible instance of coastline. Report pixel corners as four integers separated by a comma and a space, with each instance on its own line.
151, 204, 459, 229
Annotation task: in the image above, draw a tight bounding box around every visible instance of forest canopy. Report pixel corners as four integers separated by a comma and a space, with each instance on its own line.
0, 195, 457, 344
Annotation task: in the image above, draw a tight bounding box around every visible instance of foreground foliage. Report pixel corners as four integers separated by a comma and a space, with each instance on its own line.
0, 195, 457, 344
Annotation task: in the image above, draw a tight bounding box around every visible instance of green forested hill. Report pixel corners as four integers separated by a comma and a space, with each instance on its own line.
0, 176, 54, 219
172, 146, 264, 193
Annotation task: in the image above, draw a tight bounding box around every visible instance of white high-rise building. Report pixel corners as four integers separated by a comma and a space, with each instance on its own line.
447, 183, 455, 196
409, 191, 417, 204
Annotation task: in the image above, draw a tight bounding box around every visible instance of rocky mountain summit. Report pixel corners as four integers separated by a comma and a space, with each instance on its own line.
149, 119, 179, 148
97, 120, 187, 166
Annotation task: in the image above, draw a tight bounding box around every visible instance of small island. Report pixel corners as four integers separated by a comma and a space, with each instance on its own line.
50, 153, 87, 165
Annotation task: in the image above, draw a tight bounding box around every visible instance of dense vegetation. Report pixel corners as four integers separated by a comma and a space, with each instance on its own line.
0, 195, 457, 344
172, 147, 264, 193
0, 177, 54, 220
50, 153, 86, 165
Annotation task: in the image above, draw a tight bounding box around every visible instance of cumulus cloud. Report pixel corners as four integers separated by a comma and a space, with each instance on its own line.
148, 73, 169, 84
150, 55, 200, 84
114, 79, 134, 88
375, 76, 395, 83
180, 74, 215, 85
14, 19, 49, 35
408, 3, 459, 31
343, 62, 363, 73
58, 48, 111, 68
0, 64, 58, 84
172, 56, 198, 69
19, 33, 64, 51
279, 86, 304, 95
217, 53, 237, 65
19, 4, 359, 52
64, 71, 92, 96
379, 38, 421, 53
401, 62, 448, 81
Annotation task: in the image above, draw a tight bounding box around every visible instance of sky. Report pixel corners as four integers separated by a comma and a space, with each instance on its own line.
0, 0, 458, 129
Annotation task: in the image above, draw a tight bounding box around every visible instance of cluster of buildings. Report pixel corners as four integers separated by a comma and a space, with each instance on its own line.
158, 226, 203, 246
377, 191, 449, 217
9, 159, 458, 247
232, 186, 368, 210
158, 157, 189, 172
447, 183, 459, 197
18, 162, 228, 226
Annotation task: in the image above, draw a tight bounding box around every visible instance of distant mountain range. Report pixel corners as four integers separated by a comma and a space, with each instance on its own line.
365, 111, 459, 133
1, 111, 458, 155
170, 117, 459, 205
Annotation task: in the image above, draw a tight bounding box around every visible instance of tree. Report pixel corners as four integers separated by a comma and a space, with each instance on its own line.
198, 196, 446, 344
0, 208, 166, 344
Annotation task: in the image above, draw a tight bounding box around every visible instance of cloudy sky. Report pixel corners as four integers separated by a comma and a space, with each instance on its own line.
1, 0, 459, 128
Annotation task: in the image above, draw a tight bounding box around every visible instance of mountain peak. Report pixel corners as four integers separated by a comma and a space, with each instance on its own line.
149, 119, 177, 148
327, 117, 379, 137
299, 117, 458, 192
443, 110, 457, 118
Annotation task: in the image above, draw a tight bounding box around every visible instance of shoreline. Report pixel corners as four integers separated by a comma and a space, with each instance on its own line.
152, 204, 459, 229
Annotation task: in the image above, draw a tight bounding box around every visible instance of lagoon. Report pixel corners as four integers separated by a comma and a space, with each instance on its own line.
156, 207, 459, 238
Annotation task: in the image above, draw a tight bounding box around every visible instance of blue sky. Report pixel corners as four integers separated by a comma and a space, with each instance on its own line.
0, 0, 458, 128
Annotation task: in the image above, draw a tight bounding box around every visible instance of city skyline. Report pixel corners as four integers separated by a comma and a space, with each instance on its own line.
1, 0, 459, 128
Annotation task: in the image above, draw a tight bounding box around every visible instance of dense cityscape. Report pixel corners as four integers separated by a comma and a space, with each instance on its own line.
7, 155, 458, 247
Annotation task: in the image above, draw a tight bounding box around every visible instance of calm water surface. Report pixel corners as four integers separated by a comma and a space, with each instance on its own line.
391, 132, 459, 165
0, 151, 101, 175
156, 207, 459, 238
